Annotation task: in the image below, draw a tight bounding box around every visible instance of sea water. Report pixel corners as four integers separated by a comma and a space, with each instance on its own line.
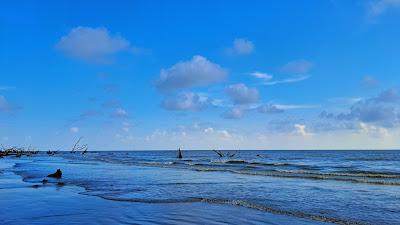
1, 150, 400, 225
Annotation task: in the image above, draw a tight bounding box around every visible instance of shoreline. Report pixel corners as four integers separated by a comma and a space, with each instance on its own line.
0, 164, 331, 225
2, 150, 395, 225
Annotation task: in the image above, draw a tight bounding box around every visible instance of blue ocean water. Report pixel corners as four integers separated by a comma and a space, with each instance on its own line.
2, 150, 400, 225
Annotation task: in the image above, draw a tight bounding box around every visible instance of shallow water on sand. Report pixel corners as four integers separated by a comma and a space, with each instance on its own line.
1, 150, 400, 225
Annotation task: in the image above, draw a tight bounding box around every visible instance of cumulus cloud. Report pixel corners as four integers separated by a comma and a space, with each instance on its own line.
358, 122, 390, 137
281, 60, 313, 74
218, 130, 232, 139
203, 127, 232, 139
70, 127, 79, 133
161, 92, 213, 111
225, 83, 259, 105
320, 88, 400, 127
204, 127, 215, 134
155, 55, 228, 92
227, 38, 254, 55
56, 26, 130, 63
294, 124, 313, 136
375, 88, 400, 102
0, 96, 20, 112
368, 0, 400, 16
343, 102, 397, 124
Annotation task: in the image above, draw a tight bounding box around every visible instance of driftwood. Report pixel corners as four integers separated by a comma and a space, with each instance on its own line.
212, 149, 239, 158
47, 150, 58, 155
71, 137, 82, 153
47, 169, 62, 178
71, 137, 88, 154
0, 145, 39, 158
177, 148, 183, 159
213, 149, 224, 157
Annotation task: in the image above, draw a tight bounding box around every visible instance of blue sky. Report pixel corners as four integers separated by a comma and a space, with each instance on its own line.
1, 0, 400, 150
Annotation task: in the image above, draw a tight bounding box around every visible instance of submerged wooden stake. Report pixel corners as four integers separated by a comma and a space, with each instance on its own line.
177, 147, 183, 159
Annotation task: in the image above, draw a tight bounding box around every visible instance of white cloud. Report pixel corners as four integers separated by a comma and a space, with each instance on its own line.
281, 60, 313, 74
155, 55, 228, 92
294, 124, 313, 136
203, 127, 232, 139
56, 26, 130, 62
368, 0, 400, 16
161, 92, 212, 111
273, 104, 318, 110
225, 83, 259, 105
358, 122, 390, 137
250, 72, 273, 81
218, 130, 232, 139
228, 38, 255, 55
204, 127, 215, 134
321, 89, 400, 128
145, 129, 168, 142
251, 70, 310, 86
263, 75, 310, 86
70, 127, 79, 133
114, 108, 129, 118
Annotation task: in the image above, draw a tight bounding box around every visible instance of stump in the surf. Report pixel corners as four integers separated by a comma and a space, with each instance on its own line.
47, 169, 62, 178
177, 148, 183, 159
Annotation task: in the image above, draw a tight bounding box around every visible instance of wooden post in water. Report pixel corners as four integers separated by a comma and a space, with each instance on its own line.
177, 147, 183, 159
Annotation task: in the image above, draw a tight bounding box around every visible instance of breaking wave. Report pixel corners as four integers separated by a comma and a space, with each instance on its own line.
97, 196, 369, 225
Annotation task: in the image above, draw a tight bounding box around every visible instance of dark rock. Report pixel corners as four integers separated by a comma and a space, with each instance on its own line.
47, 169, 62, 178
57, 182, 65, 186
32, 184, 40, 188
41, 179, 48, 184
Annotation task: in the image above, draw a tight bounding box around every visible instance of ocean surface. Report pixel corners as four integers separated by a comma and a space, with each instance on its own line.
1, 150, 400, 225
